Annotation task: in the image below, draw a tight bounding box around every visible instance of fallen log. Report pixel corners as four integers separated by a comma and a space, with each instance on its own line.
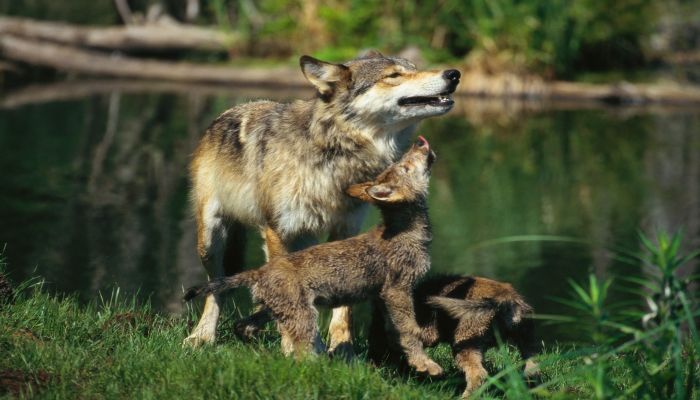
0, 35, 306, 86
2, 33, 699, 105
0, 16, 239, 52
0, 79, 314, 109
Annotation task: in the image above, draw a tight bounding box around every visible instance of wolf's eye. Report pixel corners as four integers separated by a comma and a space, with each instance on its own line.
386, 72, 402, 79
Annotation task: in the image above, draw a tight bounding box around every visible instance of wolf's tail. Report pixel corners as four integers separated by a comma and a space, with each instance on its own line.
427, 296, 532, 326
183, 271, 257, 301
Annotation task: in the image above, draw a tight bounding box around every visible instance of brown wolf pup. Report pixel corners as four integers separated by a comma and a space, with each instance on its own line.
368, 275, 540, 397
185, 50, 460, 351
185, 137, 443, 376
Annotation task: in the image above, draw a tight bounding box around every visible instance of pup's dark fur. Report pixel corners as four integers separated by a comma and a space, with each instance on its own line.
185, 138, 442, 376
368, 275, 540, 397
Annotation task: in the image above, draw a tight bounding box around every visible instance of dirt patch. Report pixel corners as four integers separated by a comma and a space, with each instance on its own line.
0, 369, 52, 397
10, 328, 41, 344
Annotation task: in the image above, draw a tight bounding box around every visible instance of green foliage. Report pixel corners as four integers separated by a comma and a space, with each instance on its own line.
1, 0, 663, 75
532, 230, 700, 399
213, 0, 659, 75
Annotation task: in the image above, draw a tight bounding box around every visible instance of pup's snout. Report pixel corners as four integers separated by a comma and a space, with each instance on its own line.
443, 69, 461, 82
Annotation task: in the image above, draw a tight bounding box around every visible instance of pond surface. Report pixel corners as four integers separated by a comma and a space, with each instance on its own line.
1, 82, 699, 340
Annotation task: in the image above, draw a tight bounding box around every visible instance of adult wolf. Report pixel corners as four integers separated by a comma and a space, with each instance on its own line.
185, 50, 460, 352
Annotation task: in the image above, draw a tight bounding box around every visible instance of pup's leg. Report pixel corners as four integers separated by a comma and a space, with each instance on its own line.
367, 300, 390, 364
454, 345, 488, 398
381, 288, 443, 376
368, 300, 406, 368
234, 309, 273, 340
452, 310, 495, 396
184, 198, 228, 347
512, 319, 540, 378
326, 213, 365, 357
276, 303, 323, 358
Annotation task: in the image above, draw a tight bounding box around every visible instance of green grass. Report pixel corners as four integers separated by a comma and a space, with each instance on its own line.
0, 284, 690, 399
1, 230, 698, 399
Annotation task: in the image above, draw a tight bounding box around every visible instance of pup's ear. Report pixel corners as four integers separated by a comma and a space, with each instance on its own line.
346, 182, 374, 202
300, 55, 350, 97
367, 183, 403, 203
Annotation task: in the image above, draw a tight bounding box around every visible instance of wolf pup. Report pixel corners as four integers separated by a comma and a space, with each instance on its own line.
368, 275, 540, 397
185, 50, 460, 350
185, 137, 442, 376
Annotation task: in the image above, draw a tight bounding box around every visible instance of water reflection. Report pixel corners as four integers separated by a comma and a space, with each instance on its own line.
0, 84, 698, 340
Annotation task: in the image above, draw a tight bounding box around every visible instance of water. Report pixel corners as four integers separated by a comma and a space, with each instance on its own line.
1, 83, 699, 340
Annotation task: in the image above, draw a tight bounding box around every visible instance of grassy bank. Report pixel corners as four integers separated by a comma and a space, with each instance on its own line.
1, 231, 698, 399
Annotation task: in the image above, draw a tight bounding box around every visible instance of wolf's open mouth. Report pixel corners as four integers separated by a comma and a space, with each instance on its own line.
398, 94, 454, 107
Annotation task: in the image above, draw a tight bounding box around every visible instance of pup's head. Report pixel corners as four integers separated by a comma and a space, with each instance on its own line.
346, 135, 436, 204
300, 51, 460, 129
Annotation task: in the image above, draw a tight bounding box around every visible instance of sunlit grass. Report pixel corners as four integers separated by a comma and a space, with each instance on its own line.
1, 230, 697, 398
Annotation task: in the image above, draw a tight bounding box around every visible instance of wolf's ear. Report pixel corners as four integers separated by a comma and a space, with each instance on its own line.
346, 182, 374, 202
300, 55, 350, 97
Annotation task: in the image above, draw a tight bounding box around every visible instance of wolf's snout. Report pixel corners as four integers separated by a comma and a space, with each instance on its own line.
443, 69, 461, 82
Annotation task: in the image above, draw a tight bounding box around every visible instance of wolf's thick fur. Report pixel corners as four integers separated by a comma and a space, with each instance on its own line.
185, 50, 460, 349
368, 275, 540, 397
185, 140, 443, 376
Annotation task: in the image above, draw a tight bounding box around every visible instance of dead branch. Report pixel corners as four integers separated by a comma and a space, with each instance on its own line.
0, 16, 239, 51
0, 79, 313, 109
0, 35, 306, 86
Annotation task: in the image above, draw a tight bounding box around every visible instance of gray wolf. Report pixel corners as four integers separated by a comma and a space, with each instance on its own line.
184, 50, 461, 351
185, 138, 443, 376
368, 275, 540, 397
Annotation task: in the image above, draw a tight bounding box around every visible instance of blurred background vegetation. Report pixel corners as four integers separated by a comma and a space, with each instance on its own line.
1, 0, 699, 79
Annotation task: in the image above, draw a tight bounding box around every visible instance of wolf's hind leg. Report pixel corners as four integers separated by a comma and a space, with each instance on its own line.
328, 307, 354, 358
184, 198, 228, 347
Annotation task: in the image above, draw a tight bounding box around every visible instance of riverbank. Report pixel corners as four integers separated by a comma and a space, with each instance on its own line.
0, 283, 587, 399
1, 266, 697, 399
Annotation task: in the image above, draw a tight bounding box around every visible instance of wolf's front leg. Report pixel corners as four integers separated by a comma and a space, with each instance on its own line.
326, 211, 366, 358
184, 199, 228, 347
381, 288, 443, 376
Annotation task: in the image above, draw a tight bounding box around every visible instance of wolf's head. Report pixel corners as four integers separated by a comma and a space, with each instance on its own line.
346, 135, 436, 204
300, 51, 460, 131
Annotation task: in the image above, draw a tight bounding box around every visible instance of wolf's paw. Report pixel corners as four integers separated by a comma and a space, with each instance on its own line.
412, 357, 443, 377
182, 332, 215, 348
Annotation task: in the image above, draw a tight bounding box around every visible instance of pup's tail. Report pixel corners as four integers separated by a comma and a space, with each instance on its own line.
426, 297, 497, 320
183, 271, 257, 301
427, 295, 532, 327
